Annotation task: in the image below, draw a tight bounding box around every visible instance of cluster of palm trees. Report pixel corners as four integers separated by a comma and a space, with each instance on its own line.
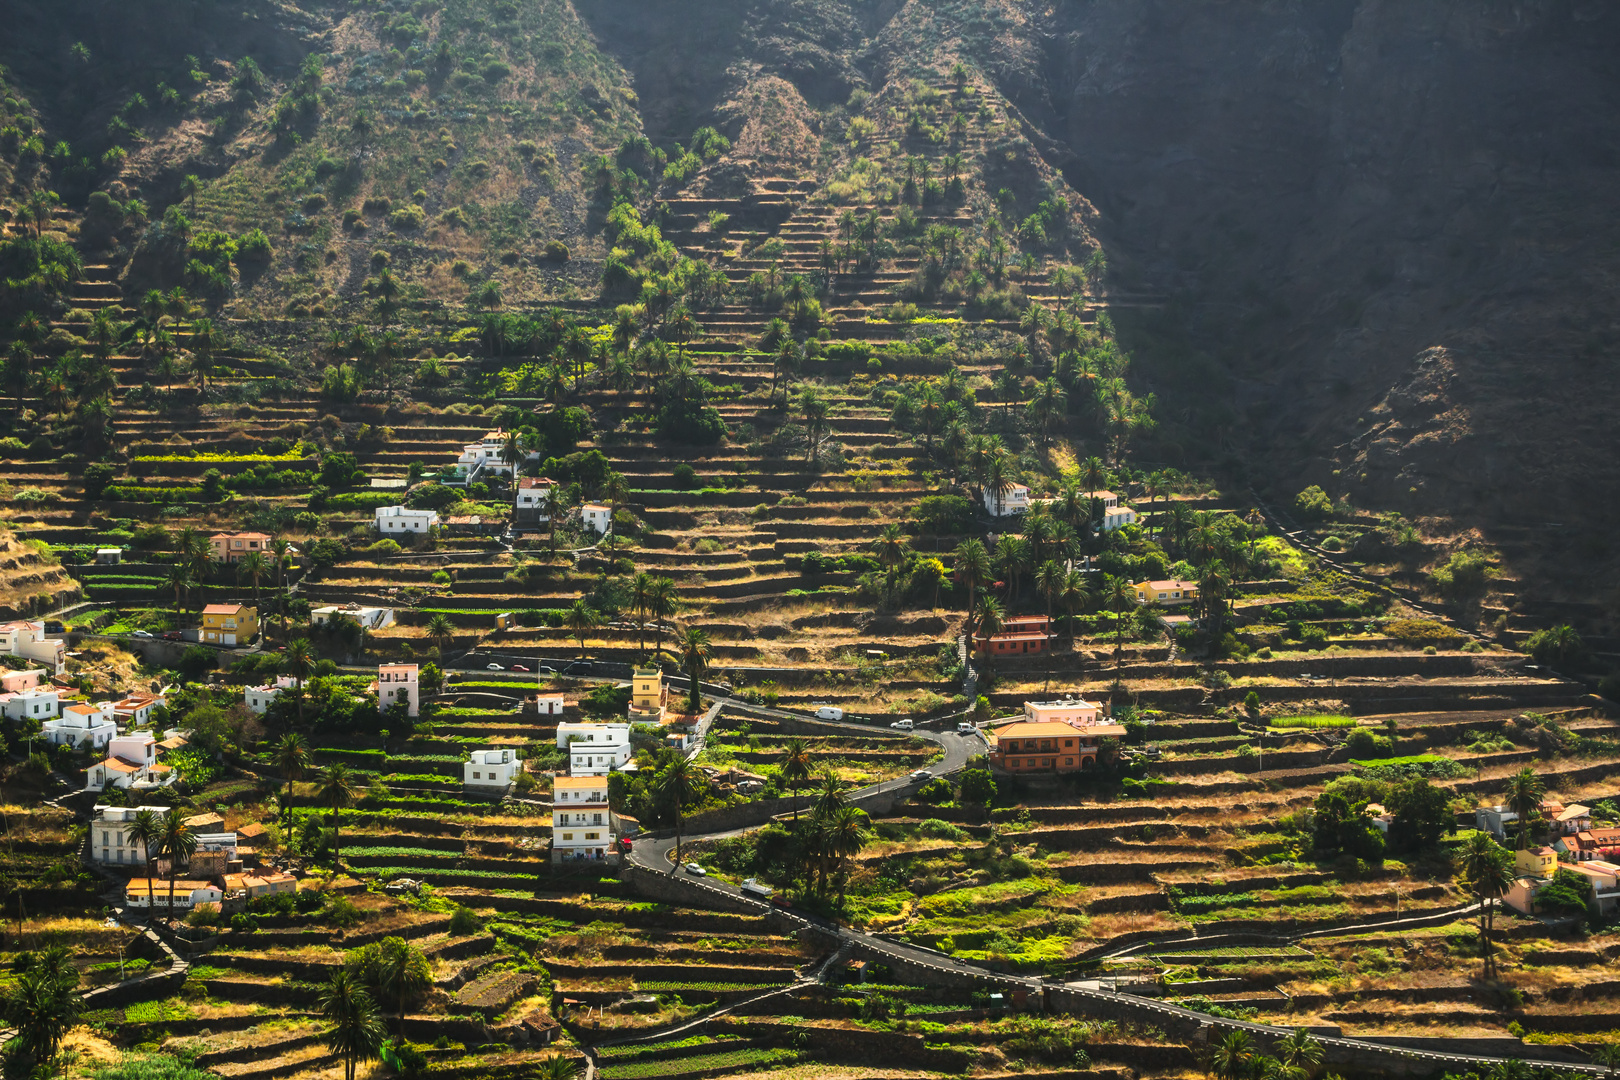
1209, 1028, 1330, 1080
121, 805, 200, 919
271, 733, 362, 863
1, 946, 83, 1068
775, 738, 870, 904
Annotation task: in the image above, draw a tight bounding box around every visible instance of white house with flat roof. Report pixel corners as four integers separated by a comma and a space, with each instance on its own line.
581, 502, 611, 536
378, 663, 419, 717
516, 478, 556, 524
0, 620, 65, 674
244, 684, 281, 714
463, 747, 519, 791
375, 505, 439, 534
551, 775, 614, 862
312, 604, 396, 630
44, 702, 116, 749
91, 804, 169, 866
1023, 699, 1108, 728
557, 722, 633, 775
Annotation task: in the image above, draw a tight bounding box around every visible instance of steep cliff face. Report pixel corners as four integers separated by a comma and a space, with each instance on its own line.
983, 0, 1620, 593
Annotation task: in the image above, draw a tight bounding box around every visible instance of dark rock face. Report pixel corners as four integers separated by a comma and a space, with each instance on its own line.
994, 0, 1620, 588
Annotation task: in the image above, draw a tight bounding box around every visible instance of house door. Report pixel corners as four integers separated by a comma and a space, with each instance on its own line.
224, 634, 237, 645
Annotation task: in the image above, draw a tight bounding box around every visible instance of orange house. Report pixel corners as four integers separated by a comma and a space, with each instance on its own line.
974, 615, 1055, 657
988, 720, 1127, 774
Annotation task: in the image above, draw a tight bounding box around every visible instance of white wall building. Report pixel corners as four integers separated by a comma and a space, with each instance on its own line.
44, 702, 116, 749
91, 804, 171, 866
516, 478, 556, 524
3, 686, 60, 722
463, 747, 519, 790
536, 693, 566, 716
375, 506, 439, 535
983, 483, 1031, 517
112, 693, 165, 728
124, 879, 222, 909
557, 722, 634, 775
581, 502, 612, 536
1095, 491, 1139, 532
244, 685, 281, 714
551, 775, 614, 862
378, 663, 419, 717
87, 731, 175, 792
312, 604, 396, 630
0, 620, 66, 674
1023, 699, 1108, 728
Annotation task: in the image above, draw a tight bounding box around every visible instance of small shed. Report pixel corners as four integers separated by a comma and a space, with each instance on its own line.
95, 549, 122, 564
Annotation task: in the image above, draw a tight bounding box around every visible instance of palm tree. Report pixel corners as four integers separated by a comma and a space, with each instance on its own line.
284, 639, 314, 727
872, 523, 908, 574
823, 804, 869, 905
166, 563, 194, 629
274, 733, 311, 815
1061, 569, 1092, 645
564, 600, 599, 658
780, 737, 812, 821
125, 809, 163, 917
953, 539, 991, 616
535, 1056, 580, 1080
1103, 575, 1136, 682
1459, 830, 1514, 978
500, 433, 524, 515
159, 807, 198, 921
1503, 766, 1546, 850
237, 551, 268, 611
1276, 1029, 1324, 1077
319, 969, 384, 1080
679, 627, 711, 712
630, 572, 653, 657
972, 596, 1005, 661
1034, 559, 1066, 629
604, 472, 630, 553
649, 577, 678, 660
1210, 1030, 1253, 1080
317, 764, 361, 865
270, 537, 291, 642
374, 937, 432, 1042
425, 613, 454, 657
658, 755, 701, 870
1590, 1042, 1620, 1080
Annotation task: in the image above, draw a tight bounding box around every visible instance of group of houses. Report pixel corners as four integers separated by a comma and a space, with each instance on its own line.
19, 672, 180, 792
93, 805, 292, 913
983, 485, 1139, 533
1473, 798, 1620, 918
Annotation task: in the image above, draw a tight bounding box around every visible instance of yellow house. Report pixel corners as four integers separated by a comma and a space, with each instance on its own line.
1132, 580, 1200, 607
1516, 846, 1558, 879
629, 667, 667, 721
201, 604, 258, 647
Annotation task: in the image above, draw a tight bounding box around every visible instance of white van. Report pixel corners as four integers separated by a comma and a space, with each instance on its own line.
815, 706, 844, 721
890, 718, 914, 731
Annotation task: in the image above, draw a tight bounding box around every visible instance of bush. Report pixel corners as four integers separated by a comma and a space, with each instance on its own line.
1293, 485, 1334, 522
672, 463, 698, 489
448, 905, 482, 936
1430, 551, 1491, 600
1345, 728, 1393, 757
236, 228, 272, 261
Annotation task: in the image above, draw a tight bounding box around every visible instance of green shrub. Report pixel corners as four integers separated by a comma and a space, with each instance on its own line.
1293, 485, 1334, 522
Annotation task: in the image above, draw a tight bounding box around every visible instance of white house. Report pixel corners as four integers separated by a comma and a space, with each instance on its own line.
463, 747, 520, 791
1022, 699, 1108, 728
244, 685, 281, 714
581, 502, 611, 536
91, 804, 171, 866
0, 620, 66, 674
44, 702, 117, 749
983, 483, 1031, 517
378, 663, 419, 718
516, 478, 556, 524
557, 721, 634, 775
536, 693, 566, 716
551, 775, 614, 862
312, 604, 396, 630
1094, 491, 1138, 532
2, 686, 60, 722
86, 732, 176, 792
375, 505, 439, 535
125, 878, 222, 910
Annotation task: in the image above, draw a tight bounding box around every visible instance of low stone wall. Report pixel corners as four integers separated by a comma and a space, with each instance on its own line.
80, 929, 189, 1009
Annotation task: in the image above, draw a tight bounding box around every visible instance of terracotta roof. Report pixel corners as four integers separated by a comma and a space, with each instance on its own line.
236, 823, 268, 839
1136, 580, 1198, 591
553, 776, 608, 790
994, 721, 1100, 740
185, 813, 225, 829
519, 477, 556, 489
1558, 804, 1592, 821
97, 757, 141, 774
126, 879, 215, 892
63, 704, 101, 716
202, 603, 249, 615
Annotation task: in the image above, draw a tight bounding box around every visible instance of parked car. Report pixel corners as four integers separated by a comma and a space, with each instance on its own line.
770, 894, 793, 910
890, 718, 914, 731
957, 721, 976, 734
163, 631, 182, 641
683, 863, 707, 877
131, 630, 152, 638
486, 663, 505, 671
815, 705, 844, 721
909, 769, 931, 782
511, 665, 530, 672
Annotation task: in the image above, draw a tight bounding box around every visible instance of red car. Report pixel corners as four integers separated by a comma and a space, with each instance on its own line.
770, 895, 792, 910
511, 665, 530, 672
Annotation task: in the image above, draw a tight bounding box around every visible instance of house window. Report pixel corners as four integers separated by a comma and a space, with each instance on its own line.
1042, 759, 1053, 767
473, 772, 481, 780
562, 833, 574, 841
1064, 758, 1074, 766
